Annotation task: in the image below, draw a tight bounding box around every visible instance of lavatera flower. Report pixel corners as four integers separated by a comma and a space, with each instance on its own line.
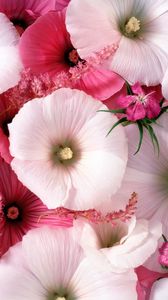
66, 0, 168, 85
9, 88, 128, 210
0, 13, 22, 93
0, 226, 138, 300
74, 216, 162, 273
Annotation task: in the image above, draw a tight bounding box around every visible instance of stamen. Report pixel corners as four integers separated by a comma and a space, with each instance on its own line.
56, 298, 66, 300
7, 206, 19, 220
58, 147, 73, 161
125, 17, 141, 34
68, 49, 79, 65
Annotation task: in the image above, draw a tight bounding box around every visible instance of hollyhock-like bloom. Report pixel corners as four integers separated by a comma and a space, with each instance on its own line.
75, 216, 162, 273
120, 113, 168, 235
66, 0, 168, 85
9, 88, 128, 210
116, 83, 161, 121
19, 10, 124, 100
0, 13, 22, 93
162, 67, 168, 100
0, 157, 71, 257
0, 226, 138, 300
0, 0, 59, 35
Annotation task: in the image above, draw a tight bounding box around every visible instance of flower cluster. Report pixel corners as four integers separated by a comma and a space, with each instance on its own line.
0, 0, 168, 299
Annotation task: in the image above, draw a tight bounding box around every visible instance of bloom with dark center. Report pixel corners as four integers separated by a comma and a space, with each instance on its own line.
0, 157, 71, 257
19, 10, 124, 100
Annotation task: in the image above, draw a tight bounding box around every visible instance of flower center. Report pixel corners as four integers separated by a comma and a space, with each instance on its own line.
57, 147, 73, 161
68, 49, 79, 65
56, 298, 66, 300
125, 17, 141, 33
6, 206, 19, 220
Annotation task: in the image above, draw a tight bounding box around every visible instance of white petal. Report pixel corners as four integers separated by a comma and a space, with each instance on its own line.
150, 278, 168, 300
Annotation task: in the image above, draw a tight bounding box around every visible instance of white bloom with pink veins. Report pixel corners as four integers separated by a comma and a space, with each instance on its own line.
75, 216, 162, 273
0, 226, 138, 300
66, 0, 168, 85
0, 13, 22, 93
9, 88, 128, 210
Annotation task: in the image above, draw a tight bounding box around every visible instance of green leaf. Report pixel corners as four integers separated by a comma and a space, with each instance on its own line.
144, 124, 160, 155
134, 121, 143, 155
98, 108, 125, 114
106, 117, 127, 136
126, 82, 134, 95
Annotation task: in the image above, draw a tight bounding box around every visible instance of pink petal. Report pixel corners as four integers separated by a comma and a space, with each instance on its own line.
54, 0, 70, 11
146, 97, 161, 119
0, 129, 12, 163
19, 10, 71, 76
126, 101, 146, 121
117, 95, 135, 109
75, 67, 124, 101
66, 0, 121, 58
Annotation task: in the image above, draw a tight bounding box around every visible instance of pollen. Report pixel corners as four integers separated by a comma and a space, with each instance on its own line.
58, 147, 73, 161
56, 298, 66, 300
125, 16, 141, 34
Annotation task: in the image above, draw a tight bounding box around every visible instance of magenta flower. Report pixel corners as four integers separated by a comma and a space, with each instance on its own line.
159, 242, 168, 268
19, 10, 124, 100
117, 83, 161, 121
0, 157, 71, 257
0, 0, 58, 35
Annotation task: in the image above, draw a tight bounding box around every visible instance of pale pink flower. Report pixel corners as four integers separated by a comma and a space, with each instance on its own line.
0, 226, 138, 300
116, 83, 161, 121
66, 0, 168, 85
0, 13, 22, 93
0, 157, 72, 257
74, 216, 162, 273
162, 67, 168, 99
120, 113, 168, 236
9, 88, 128, 210
19, 10, 124, 100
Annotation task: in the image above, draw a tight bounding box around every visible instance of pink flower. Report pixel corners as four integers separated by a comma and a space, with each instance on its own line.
0, 157, 71, 257
0, 0, 58, 35
0, 13, 22, 93
66, 0, 168, 85
9, 88, 128, 210
117, 83, 161, 121
74, 217, 162, 273
0, 226, 138, 299
19, 10, 124, 100
159, 242, 168, 268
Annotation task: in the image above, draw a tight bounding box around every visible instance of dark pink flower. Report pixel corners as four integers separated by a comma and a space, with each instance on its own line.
0, 157, 72, 257
117, 83, 161, 121
159, 242, 168, 267
0, 0, 58, 35
19, 10, 124, 100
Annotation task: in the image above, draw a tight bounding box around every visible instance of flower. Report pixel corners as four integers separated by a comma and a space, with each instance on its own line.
0, 13, 22, 93
9, 88, 128, 210
116, 83, 161, 121
74, 216, 162, 272
0, 0, 58, 35
19, 10, 124, 100
66, 0, 168, 85
0, 226, 138, 300
0, 157, 71, 257
159, 242, 168, 268
120, 113, 168, 236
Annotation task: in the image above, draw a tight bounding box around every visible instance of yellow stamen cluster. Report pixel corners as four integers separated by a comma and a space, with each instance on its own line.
125, 16, 141, 34
58, 147, 73, 161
